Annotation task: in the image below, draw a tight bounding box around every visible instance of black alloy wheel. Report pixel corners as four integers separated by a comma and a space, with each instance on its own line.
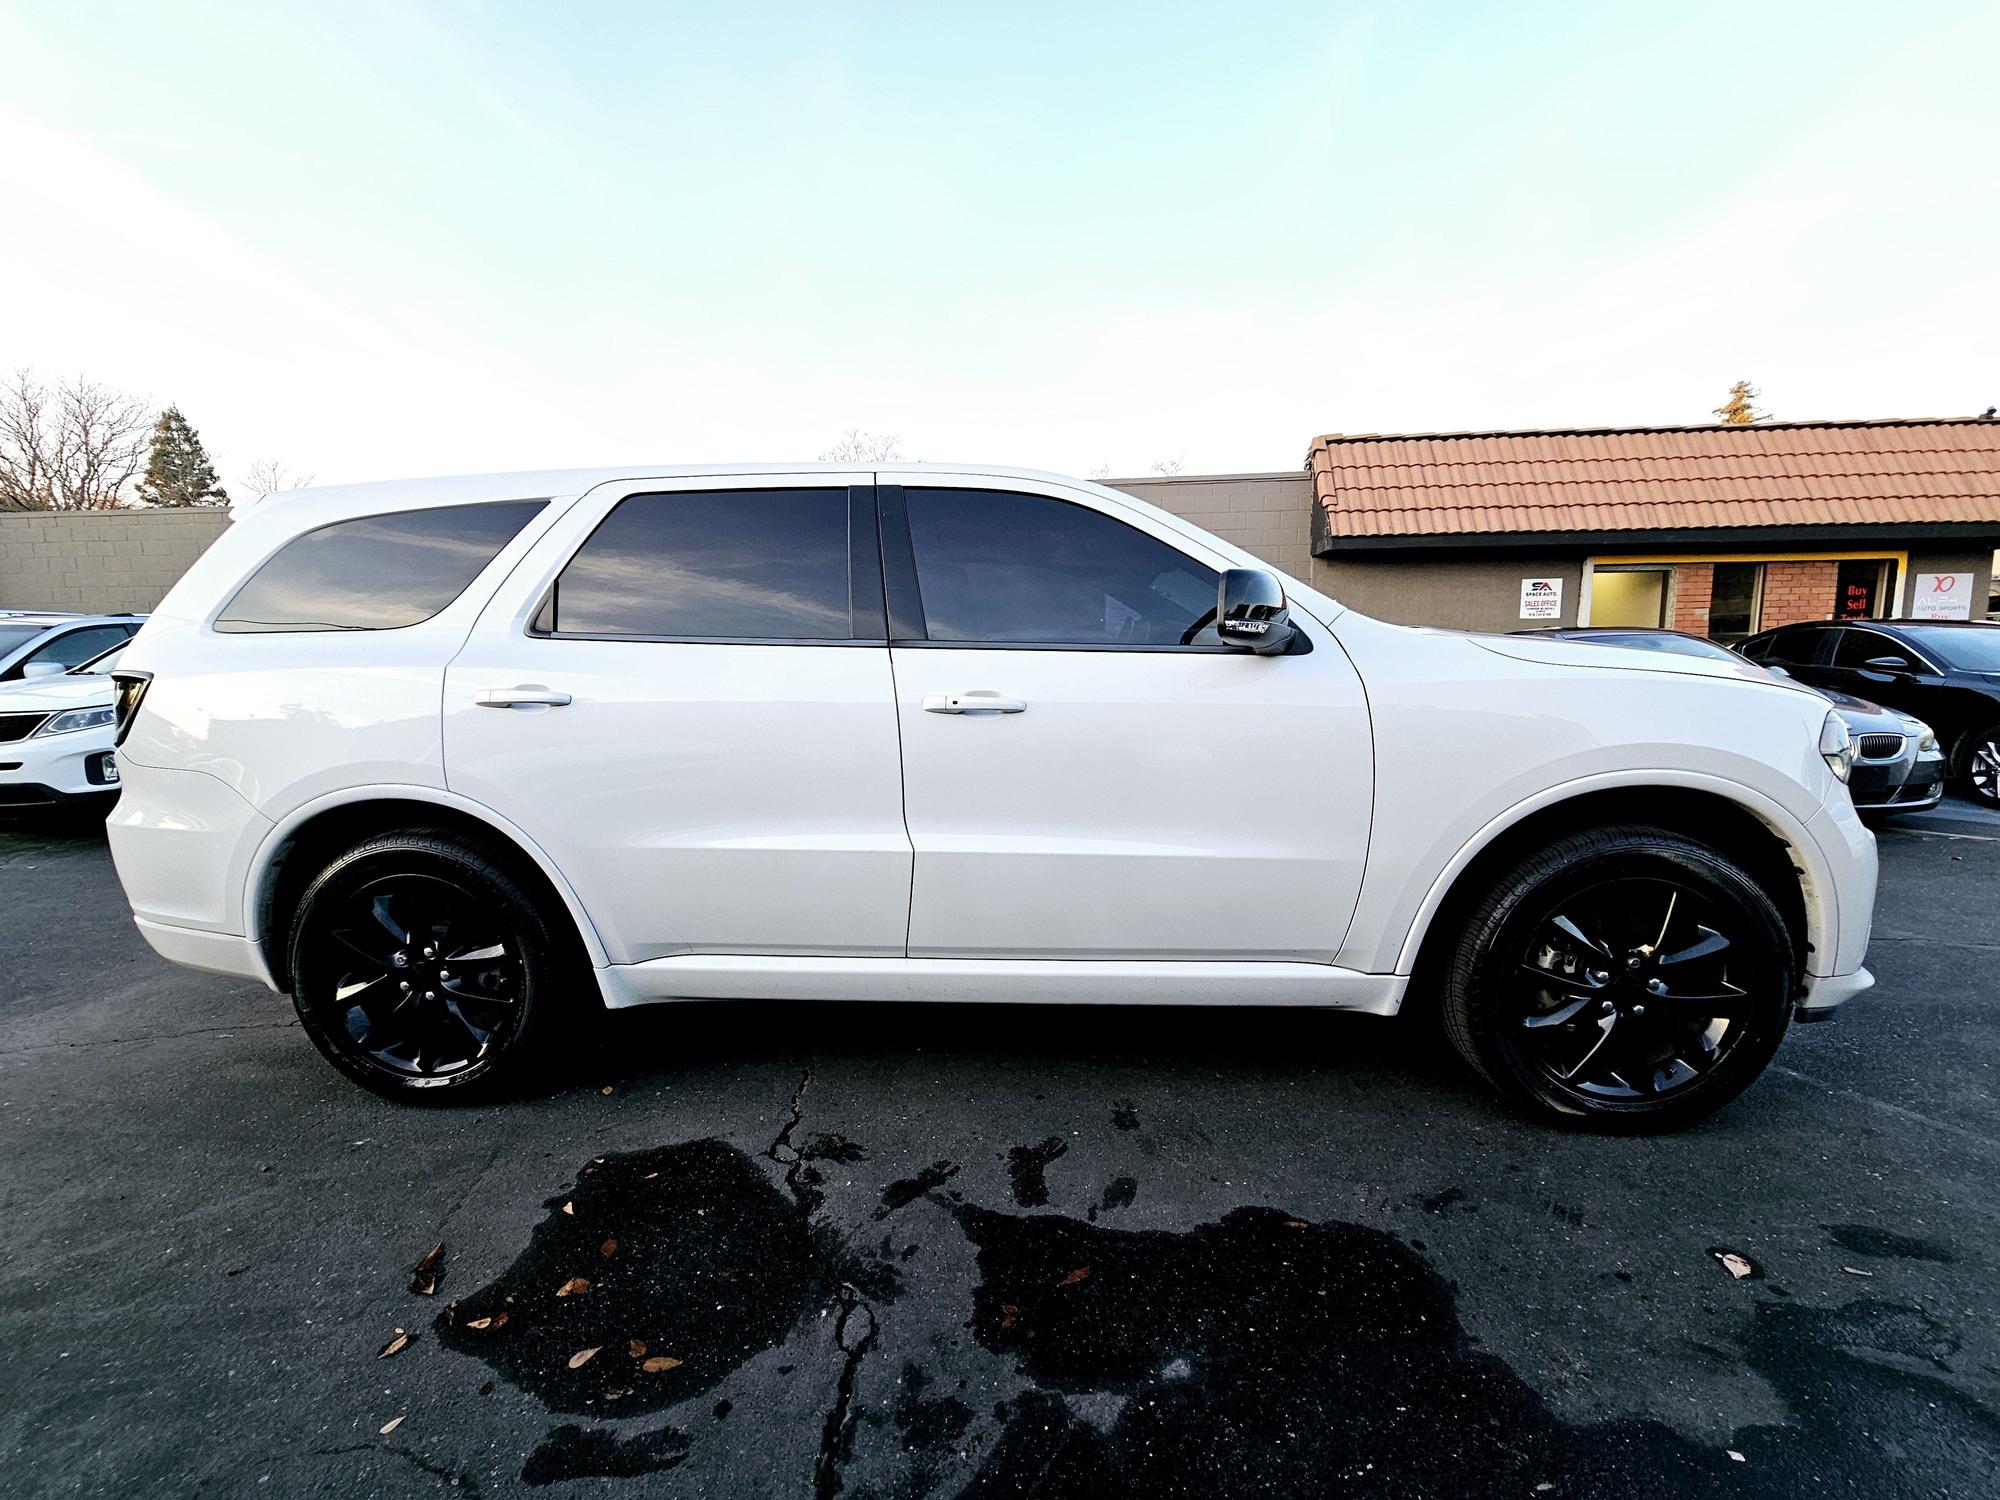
1961, 725, 2000, 808
289, 831, 563, 1101
1441, 826, 1794, 1128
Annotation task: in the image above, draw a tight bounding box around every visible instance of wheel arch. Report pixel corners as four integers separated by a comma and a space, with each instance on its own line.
246, 786, 610, 991
1399, 778, 1825, 996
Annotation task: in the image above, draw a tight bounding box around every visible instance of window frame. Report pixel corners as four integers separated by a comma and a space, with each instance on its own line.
527, 483, 886, 647
878, 481, 1249, 654
210, 498, 551, 636
1832, 625, 1941, 674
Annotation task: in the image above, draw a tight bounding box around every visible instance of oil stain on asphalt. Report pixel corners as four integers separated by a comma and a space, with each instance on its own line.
437, 1133, 2000, 1496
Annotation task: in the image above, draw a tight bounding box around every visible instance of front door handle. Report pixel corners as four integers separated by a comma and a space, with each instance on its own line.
922, 691, 1027, 716
476, 685, 573, 709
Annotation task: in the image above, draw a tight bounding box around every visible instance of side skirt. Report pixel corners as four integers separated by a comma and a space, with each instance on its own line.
592, 955, 1407, 1014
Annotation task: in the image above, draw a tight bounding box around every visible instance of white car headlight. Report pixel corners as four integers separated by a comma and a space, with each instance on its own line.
33, 704, 117, 737
1819, 711, 1854, 784
1915, 724, 1939, 754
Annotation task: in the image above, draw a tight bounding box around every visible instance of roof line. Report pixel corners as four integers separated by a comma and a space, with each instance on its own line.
1311, 415, 1999, 446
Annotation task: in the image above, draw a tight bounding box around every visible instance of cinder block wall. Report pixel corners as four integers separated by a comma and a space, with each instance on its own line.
0, 510, 232, 613
1109, 473, 1315, 581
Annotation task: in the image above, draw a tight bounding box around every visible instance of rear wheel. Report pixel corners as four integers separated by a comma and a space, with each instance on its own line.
288, 831, 563, 1101
1440, 826, 1794, 1129
1957, 724, 2000, 807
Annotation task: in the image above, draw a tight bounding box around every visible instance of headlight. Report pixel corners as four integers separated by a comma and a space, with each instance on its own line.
1819, 712, 1854, 784
33, 704, 117, 737
1916, 725, 1938, 753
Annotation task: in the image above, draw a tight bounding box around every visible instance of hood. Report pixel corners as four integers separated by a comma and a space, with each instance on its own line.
0, 674, 115, 713
1465, 632, 1822, 697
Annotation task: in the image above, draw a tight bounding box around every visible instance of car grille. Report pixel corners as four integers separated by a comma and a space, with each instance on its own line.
0, 712, 50, 743
1856, 732, 1905, 760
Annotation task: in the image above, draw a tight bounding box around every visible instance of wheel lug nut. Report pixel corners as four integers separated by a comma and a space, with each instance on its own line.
1600, 1000, 1616, 1013
1646, 978, 1667, 995
1633, 1004, 1647, 1017
424, 990, 436, 1001
1625, 955, 1642, 969
438, 970, 451, 981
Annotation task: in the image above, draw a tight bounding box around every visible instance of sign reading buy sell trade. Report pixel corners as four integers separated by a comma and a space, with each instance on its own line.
1910, 573, 1975, 621
1519, 578, 1562, 620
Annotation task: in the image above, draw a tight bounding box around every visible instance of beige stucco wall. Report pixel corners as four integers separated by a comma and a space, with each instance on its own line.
1109, 473, 1314, 581
1902, 545, 1994, 618
1311, 552, 1585, 632
0, 509, 231, 613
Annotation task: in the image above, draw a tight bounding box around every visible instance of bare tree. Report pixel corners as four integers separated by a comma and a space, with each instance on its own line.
241, 460, 315, 502
1089, 463, 1112, 480
1150, 456, 1186, 475
819, 429, 905, 464
0, 369, 151, 511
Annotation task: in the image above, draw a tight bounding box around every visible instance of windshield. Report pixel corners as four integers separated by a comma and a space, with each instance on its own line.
1902, 625, 2000, 672
68, 645, 124, 676
0, 625, 45, 656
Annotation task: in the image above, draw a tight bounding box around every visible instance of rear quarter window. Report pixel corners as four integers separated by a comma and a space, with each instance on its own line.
215, 500, 545, 633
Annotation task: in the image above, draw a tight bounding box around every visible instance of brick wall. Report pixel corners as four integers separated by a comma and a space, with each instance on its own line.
1669, 562, 1714, 634
1758, 560, 1838, 628
1110, 473, 1315, 580
0, 509, 231, 613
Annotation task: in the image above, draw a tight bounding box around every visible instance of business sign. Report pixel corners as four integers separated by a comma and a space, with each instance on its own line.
1519, 577, 1563, 620
1910, 572, 1975, 620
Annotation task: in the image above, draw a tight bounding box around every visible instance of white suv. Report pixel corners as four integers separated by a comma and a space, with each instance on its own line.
105, 466, 1876, 1125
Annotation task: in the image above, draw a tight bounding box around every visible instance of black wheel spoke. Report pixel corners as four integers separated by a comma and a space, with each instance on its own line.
1657, 926, 1730, 967
1551, 914, 1613, 959
1521, 995, 1597, 1029
1555, 1013, 1619, 1080
1519, 960, 1605, 997
1649, 983, 1748, 1017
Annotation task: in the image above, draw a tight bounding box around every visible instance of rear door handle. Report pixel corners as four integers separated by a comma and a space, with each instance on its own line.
476, 685, 572, 709
922, 691, 1027, 715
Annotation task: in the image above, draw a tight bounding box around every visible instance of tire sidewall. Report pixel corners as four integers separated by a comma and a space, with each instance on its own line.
1455, 834, 1794, 1128
1955, 725, 2000, 807
288, 835, 555, 1102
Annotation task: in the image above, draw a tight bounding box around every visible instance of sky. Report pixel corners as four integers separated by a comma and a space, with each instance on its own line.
1, 0, 1995, 492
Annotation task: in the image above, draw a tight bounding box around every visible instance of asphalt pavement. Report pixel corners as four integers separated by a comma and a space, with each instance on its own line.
1, 804, 1997, 1498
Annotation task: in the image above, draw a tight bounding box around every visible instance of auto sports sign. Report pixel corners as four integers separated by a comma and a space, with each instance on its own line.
1910, 572, 1975, 621
1519, 577, 1563, 620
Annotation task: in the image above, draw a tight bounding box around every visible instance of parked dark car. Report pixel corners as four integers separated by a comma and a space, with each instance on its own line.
1526, 627, 1946, 812
1739, 620, 2000, 807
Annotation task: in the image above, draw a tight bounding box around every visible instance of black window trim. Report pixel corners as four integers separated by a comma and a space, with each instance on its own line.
210, 498, 551, 635
879, 481, 1272, 655
527, 483, 888, 648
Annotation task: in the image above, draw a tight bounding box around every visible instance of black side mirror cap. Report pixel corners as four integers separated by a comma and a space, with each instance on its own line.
1863, 655, 1913, 673
1215, 568, 1296, 655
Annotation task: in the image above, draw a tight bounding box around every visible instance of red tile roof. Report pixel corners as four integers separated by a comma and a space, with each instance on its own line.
1309, 417, 2000, 544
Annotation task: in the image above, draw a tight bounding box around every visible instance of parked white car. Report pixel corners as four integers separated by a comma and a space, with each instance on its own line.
0, 643, 126, 809
104, 466, 1876, 1124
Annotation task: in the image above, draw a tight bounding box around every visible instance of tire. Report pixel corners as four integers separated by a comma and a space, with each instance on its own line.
1955, 724, 2000, 808
287, 829, 566, 1102
1439, 825, 1794, 1130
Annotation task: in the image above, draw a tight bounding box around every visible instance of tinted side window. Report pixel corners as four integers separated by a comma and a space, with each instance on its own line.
540, 489, 853, 641
216, 501, 544, 633
24, 625, 130, 671
1760, 627, 1831, 666
904, 488, 1217, 646
1832, 629, 1902, 668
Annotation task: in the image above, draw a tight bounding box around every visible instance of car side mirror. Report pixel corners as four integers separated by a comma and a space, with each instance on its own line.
1764, 664, 1792, 678
1863, 655, 1913, 674
1215, 568, 1296, 655
20, 661, 64, 679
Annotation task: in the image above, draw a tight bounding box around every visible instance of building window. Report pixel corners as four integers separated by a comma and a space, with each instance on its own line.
1707, 563, 1762, 641
1835, 559, 1894, 620
1590, 566, 1671, 627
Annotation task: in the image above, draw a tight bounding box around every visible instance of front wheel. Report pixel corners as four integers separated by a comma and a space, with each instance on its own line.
1440, 826, 1795, 1129
288, 831, 564, 1102
1957, 725, 2000, 808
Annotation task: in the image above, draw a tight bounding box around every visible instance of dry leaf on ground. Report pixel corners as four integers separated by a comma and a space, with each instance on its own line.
407, 1241, 446, 1296
379, 1416, 404, 1436
378, 1330, 411, 1359
569, 1346, 600, 1369
1714, 1252, 1754, 1280
641, 1356, 683, 1373
556, 1277, 591, 1297
601, 1238, 618, 1257
628, 1339, 648, 1358
1059, 1267, 1092, 1286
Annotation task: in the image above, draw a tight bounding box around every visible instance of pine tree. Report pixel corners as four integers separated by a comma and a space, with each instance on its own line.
136, 406, 229, 507
1713, 380, 1765, 425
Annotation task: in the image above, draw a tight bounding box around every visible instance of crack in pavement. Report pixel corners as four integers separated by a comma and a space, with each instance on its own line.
310, 1440, 483, 1494
763, 1064, 884, 1500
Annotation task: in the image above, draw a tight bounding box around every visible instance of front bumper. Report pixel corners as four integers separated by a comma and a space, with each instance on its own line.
0, 729, 121, 806
1796, 965, 1874, 1020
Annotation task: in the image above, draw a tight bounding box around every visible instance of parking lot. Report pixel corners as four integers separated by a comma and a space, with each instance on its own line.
2, 807, 1996, 1498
